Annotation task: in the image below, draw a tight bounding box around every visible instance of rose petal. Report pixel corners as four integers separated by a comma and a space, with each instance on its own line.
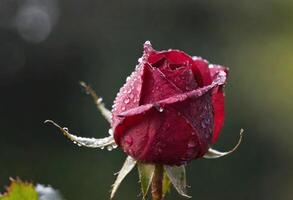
191, 57, 212, 87
114, 106, 200, 165
160, 67, 199, 92
148, 50, 194, 67
112, 65, 144, 127
209, 64, 229, 144
139, 64, 182, 105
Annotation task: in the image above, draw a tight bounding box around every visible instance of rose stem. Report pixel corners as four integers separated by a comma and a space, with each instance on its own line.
151, 164, 164, 200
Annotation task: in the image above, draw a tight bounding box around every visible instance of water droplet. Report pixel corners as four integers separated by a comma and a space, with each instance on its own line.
124, 98, 130, 104
127, 89, 132, 94
201, 121, 206, 128
188, 140, 196, 148
112, 144, 118, 149
97, 98, 103, 104
158, 107, 164, 112
158, 148, 162, 153
108, 129, 113, 135
122, 106, 126, 111
124, 136, 133, 147
63, 127, 69, 131
138, 57, 143, 63
205, 133, 210, 139
107, 146, 113, 151
136, 85, 140, 91
77, 143, 82, 147
128, 149, 134, 155
186, 149, 194, 157
100, 146, 105, 150
126, 76, 131, 81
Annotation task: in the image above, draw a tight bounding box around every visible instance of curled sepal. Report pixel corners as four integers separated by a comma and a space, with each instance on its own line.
79, 81, 112, 123
111, 156, 137, 199
164, 165, 191, 198
137, 163, 155, 200
204, 129, 244, 159
44, 120, 116, 150
162, 170, 171, 198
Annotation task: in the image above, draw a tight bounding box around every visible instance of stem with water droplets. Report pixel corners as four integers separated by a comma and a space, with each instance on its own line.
151, 164, 164, 200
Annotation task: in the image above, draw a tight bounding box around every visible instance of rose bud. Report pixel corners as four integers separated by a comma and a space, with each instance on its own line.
46, 41, 243, 199
112, 41, 229, 166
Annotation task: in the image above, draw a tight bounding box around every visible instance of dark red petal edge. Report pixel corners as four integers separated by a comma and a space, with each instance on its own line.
209, 64, 229, 144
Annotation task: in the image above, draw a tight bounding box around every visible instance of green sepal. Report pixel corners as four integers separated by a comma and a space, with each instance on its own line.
137, 163, 155, 200
162, 170, 171, 198
110, 156, 137, 199
164, 165, 191, 198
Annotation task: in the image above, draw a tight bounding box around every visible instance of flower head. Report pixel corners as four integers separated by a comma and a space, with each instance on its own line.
112, 42, 228, 165
46, 41, 242, 199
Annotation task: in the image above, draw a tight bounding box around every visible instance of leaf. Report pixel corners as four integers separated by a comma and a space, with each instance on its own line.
204, 129, 244, 159
0, 178, 38, 200
111, 156, 137, 199
137, 163, 155, 200
164, 165, 191, 198
45, 120, 117, 150
162, 170, 171, 198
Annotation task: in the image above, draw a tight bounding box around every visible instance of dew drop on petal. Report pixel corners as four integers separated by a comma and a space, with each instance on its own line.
205, 133, 210, 139
124, 98, 130, 104
107, 145, 113, 151
108, 129, 113, 135
201, 121, 207, 128
188, 140, 196, 148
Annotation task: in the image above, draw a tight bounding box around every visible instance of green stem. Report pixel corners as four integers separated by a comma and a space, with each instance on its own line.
151, 164, 164, 200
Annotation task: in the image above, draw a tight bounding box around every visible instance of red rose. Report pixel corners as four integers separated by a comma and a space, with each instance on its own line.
112, 41, 228, 166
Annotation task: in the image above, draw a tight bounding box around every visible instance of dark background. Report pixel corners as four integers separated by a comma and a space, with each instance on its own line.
1, 0, 293, 199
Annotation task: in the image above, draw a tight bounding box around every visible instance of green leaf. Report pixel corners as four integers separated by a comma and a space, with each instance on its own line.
111, 156, 137, 199
137, 163, 155, 200
162, 170, 171, 198
0, 179, 38, 200
164, 165, 191, 198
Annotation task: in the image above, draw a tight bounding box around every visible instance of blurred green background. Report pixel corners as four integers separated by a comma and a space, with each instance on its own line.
1, 0, 293, 199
